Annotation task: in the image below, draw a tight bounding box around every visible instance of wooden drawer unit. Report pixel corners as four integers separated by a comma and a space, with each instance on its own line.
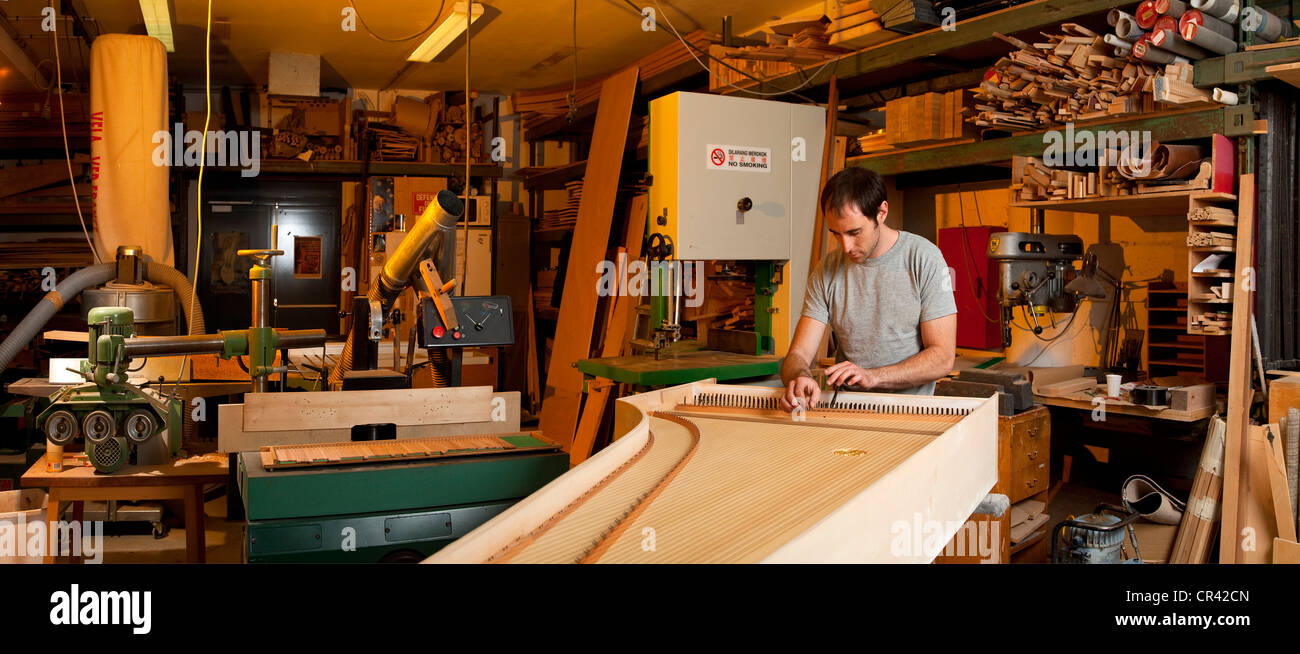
997, 406, 1051, 504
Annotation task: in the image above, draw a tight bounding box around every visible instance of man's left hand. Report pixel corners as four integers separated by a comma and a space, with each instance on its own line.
825, 361, 876, 389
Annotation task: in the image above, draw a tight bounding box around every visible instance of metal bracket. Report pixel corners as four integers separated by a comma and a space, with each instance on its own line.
368, 299, 383, 341
1223, 104, 1257, 137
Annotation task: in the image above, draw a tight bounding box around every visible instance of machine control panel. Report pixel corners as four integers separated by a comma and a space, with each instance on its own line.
419, 295, 514, 348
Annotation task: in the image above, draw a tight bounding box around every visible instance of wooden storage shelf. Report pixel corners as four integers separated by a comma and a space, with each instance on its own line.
1148, 281, 1228, 382
1010, 190, 1235, 216
1187, 189, 1238, 340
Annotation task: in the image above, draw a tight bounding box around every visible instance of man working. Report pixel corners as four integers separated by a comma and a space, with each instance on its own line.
781, 167, 958, 412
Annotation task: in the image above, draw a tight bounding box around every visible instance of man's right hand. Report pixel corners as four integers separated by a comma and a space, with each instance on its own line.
781, 376, 821, 412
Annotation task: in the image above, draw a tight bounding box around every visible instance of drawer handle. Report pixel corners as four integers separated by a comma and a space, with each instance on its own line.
1027, 427, 1039, 438
1026, 478, 1038, 488
1027, 450, 1038, 460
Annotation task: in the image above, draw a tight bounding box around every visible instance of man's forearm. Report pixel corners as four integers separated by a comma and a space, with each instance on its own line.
866, 345, 954, 390
781, 351, 815, 385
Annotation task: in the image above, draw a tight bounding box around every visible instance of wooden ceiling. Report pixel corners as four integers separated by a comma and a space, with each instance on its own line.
1, 0, 814, 94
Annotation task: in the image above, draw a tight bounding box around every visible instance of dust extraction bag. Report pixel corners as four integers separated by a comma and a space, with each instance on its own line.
90, 34, 173, 266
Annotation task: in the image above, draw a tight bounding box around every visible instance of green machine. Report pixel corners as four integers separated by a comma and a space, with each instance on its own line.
238, 445, 568, 563
35, 307, 183, 473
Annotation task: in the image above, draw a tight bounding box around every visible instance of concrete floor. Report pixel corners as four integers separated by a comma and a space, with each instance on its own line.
95, 493, 244, 564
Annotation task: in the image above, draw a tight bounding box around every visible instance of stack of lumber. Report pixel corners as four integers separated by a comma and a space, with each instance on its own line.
366, 123, 419, 161
0, 240, 94, 270
539, 180, 582, 231
884, 90, 974, 146
708, 19, 848, 92
826, 1, 898, 49
1186, 231, 1235, 247
971, 28, 1161, 131
1188, 205, 1235, 224
856, 128, 891, 154
1015, 156, 1131, 200
513, 30, 718, 127
1190, 310, 1231, 332
1152, 62, 1217, 104
870, 0, 942, 33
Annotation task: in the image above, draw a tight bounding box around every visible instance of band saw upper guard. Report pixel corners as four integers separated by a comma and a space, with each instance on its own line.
426, 381, 997, 563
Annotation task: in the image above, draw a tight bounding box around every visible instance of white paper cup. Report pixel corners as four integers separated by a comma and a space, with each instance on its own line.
1106, 374, 1122, 397
1220, 282, 1232, 300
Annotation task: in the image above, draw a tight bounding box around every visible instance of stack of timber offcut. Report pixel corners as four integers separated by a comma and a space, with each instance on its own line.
884, 90, 976, 146
971, 27, 1163, 131
870, 0, 942, 33
708, 16, 849, 92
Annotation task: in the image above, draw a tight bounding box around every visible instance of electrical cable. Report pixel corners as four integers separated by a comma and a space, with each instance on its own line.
650, 0, 836, 99
173, 0, 212, 400
51, 5, 99, 264
347, 0, 447, 43
462, 1, 471, 293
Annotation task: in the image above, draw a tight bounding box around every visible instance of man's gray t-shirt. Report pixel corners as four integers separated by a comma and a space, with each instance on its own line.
801, 231, 957, 395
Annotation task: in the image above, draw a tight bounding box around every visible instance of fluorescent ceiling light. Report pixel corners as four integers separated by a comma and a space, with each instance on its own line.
407, 2, 484, 62
139, 0, 176, 52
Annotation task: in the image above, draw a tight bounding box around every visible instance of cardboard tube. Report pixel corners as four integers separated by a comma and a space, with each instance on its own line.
1155, 0, 1189, 18
1180, 8, 1235, 39
1241, 6, 1292, 41
1151, 28, 1213, 59
1191, 0, 1238, 23
1112, 10, 1146, 38
1133, 38, 1187, 64
1134, 1, 1160, 28
1182, 20, 1238, 54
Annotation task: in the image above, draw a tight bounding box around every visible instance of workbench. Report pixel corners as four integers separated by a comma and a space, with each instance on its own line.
575, 350, 781, 386
1033, 392, 1215, 422
21, 455, 227, 563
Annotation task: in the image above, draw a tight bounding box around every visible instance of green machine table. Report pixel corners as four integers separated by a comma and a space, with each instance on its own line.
238, 447, 568, 563
575, 350, 781, 387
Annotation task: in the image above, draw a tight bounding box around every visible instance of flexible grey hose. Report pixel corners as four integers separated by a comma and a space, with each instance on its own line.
145, 261, 205, 335
0, 260, 206, 377
0, 263, 114, 374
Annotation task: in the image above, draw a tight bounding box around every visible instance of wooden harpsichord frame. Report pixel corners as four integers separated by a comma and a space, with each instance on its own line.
427, 380, 998, 563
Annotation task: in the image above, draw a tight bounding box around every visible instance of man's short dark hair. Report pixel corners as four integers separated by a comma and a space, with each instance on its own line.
819, 167, 886, 221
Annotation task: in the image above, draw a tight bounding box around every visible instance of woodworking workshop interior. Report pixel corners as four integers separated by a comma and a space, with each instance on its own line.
0, 0, 1296, 569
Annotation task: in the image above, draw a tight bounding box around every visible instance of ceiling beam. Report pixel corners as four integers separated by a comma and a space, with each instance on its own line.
60, 0, 99, 46
0, 12, 49, 91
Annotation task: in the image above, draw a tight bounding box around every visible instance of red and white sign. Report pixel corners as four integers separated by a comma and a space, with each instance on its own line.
706, 143, 772, 173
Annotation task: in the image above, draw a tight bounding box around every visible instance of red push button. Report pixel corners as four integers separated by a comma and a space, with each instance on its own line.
431, 326, 445, 339
451, 329, 463, 340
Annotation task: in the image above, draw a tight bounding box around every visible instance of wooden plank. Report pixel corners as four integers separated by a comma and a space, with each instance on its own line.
243, 385, 493, 432
1266, 62, 1300, 89
220, 391, 521, 452
1240, 425, 1284, 563
261, 432, 556, 470
1268, 428, 1297, 542
618, 194, 649, 356
538, 66, 641, 451
570, 382, 613, 467
1220, 173, 1255, 563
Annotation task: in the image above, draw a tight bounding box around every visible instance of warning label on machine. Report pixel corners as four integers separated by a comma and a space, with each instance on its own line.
706, 144, 771, 173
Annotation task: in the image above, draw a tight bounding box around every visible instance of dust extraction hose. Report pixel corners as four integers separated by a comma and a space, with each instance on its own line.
329, 189, 464, 388
0, 259, 206, 375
